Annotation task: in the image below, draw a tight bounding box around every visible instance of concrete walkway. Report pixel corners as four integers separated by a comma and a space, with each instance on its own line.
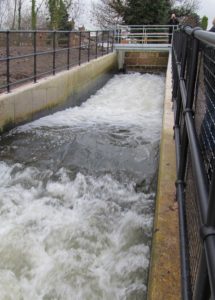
147, 53, 181, 300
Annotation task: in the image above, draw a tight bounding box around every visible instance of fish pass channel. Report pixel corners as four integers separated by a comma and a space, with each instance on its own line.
0, 73, 165, 300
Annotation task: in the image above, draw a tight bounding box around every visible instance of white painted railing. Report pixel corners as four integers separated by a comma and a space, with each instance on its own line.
115, 24, 179, 44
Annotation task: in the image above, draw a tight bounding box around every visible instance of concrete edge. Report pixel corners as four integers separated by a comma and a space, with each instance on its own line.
147, 52, 181, 299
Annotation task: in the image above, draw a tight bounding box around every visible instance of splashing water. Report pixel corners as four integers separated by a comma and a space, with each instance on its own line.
0, 73, 165, 300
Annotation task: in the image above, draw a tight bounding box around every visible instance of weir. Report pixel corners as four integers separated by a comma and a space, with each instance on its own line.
0, 25, 215, 300
115, 44, 170, 72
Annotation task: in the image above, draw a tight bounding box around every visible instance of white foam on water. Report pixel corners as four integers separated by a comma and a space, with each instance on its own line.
0, 163, 153, 300
15, 73, 165, 144
0, 73, 165, 299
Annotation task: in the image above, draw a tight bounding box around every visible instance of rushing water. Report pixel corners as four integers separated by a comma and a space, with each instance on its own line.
0, 73, 165, 300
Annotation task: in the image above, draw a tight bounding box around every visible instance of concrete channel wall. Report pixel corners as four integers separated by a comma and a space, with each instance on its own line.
0, 52, 117, 133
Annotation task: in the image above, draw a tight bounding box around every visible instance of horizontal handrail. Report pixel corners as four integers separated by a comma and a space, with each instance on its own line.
0, 29, 114, 93
172, 26, 215, 299
117, 24, 178, 28
114, 24, 178, 44
183, 26, 215, 47
0, 29, 111, 33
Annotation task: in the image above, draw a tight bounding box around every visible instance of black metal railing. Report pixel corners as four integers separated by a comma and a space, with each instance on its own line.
0, 30, 114, 93
172, 26, 215, 299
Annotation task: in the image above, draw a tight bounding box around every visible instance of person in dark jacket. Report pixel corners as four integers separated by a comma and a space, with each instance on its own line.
168, 14, 179, 43
209, 18, 215, 32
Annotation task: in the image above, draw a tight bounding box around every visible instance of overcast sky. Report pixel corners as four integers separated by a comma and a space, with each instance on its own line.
25, 0, 214, 30
198, 0, 214, 28
81, 0, 215, 29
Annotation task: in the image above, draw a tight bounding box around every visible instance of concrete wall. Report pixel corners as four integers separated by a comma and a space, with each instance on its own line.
147, 52, 181, 300
0, 52, 117, 132
123, 51, 169, 72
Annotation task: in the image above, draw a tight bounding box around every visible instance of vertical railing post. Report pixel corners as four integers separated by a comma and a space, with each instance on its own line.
173, 30, 192, 300
173, 27, 203, 300
111, 30, 114, 52
107, 31, 109, 54
178, 31, 200, 204
172, 31, 184, 101
88, 31, 90, 62
95, 31, 98, 59
115, 25, 118, 44
173, 33, 186, 128
172, 33, 179, 100
173, 31, 188, 172
33, 30, 37, 83
101, 31, 104, 56
53, 31, 56, 75
67, 31, 70, 70
193, 31, 215, 300
117, 25, 120, 44
186, 34, 200, 108
201, 162, 215, 300
6, 31, 10, 93
176, 30, 197, 192
193, 255, 210, 300
79, 31, 81, 65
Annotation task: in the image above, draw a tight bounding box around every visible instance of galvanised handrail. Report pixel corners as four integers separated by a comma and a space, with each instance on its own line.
115, 24, 179, 44
172, 26, 215, 300
184, 26, 215, 47
0, 30, 114, 93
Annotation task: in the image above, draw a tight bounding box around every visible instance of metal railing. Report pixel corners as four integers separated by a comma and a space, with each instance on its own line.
115, 24, 178, 44
0, 30, 114, 93
172, 26, 215, 299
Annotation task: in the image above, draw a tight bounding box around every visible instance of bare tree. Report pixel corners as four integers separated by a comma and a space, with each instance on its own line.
0, 0, 11, 29
11, 0, 18, 29
18, 0, 27, 29
3, 0, 26, 29
69, 0, 82, 22
21, 6, 48, 29
171, 0, 200, 13
92, 0, 126, 29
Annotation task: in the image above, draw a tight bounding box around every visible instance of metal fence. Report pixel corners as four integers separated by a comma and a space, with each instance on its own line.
0, 30, 114, 93
172, 26, 215, 299
115, 24, 178, 45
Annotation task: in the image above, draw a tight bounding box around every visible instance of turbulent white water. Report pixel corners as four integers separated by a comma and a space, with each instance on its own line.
0, 73, 165, 300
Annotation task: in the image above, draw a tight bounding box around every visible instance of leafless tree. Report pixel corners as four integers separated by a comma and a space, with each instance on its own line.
92, 0, 126, 29
20, 5, 48, 29
171, 0, 200, 12
17, 0, 27, 29
7, 0, 47, 29
69, 0, 83, 22
1, 0, 27, 29
10, 0, 17, 29
0, 0, 11, 29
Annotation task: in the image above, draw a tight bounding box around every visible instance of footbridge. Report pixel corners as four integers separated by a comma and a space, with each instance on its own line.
0, 25, 215, 300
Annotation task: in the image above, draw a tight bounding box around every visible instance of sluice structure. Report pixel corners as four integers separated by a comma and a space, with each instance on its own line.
0, 25, 215, 300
